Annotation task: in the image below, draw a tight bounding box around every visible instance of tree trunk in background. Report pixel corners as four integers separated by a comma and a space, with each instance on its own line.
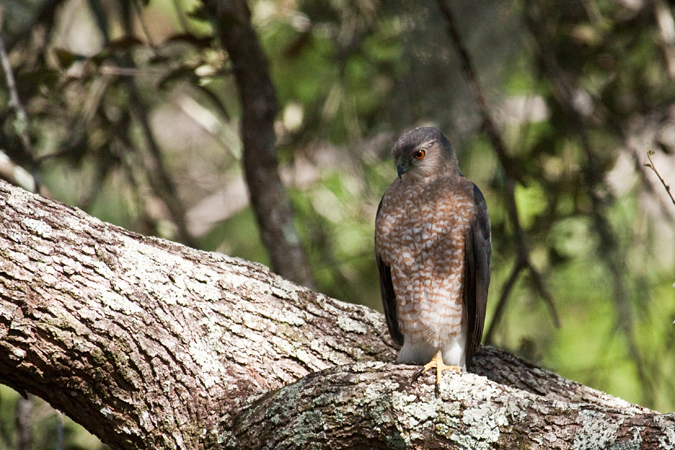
201, 0, 315, 289
15, 397, 33, 450
0, 180, 672, 449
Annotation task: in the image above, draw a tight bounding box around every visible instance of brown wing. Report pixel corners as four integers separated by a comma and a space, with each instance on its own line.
463, 183, 491, 370
375, 199, 404, 346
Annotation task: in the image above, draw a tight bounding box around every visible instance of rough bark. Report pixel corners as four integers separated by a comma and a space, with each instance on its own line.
0, 180, 673, 450
201, 0, 315, 288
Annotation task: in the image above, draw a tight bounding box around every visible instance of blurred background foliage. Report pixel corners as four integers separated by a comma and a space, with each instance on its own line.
1, 0, 675, 447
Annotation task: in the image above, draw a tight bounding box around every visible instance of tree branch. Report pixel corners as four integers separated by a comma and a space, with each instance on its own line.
645, 148, 675, 207
436, 0, 560, 335
0, 28, 40, 192
230, 357, 665, 449
201, 0, 315, 288
0, 180, 672, 449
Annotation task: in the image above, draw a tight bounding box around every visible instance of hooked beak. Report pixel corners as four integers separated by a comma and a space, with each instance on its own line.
396, 157, 409, 179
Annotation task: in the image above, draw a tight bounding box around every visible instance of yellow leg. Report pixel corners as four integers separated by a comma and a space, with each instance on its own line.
413, 351, 461, 388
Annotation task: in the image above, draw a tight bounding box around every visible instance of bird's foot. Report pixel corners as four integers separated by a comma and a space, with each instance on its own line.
411, 351, 461, 394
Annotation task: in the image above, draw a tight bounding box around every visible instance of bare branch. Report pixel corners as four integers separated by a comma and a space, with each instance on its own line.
436, 0, 559, 333
0, 28, 39, 191
645, 148, 675, 207
484, 258, 525, 345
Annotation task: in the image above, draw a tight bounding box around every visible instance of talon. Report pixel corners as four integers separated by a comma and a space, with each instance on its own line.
411, 367, 425, 383
411, 351, 461, 389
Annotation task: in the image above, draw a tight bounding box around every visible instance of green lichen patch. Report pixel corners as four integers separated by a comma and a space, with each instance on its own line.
571, 410, 622, 450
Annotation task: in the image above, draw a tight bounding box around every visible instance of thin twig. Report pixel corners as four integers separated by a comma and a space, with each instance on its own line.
436, 0, 524, 185
172, 0, 192, 33
0, 31, 35, 161
114, 4, 196, 247
645, 148, 675, 207
128, 83, 197, 248
623, 133, 675, 225
130, 0, 158, 52
484, 259, 526, 345
0, 28, 40, 192
525, 259, 559, 327
100, 66, 163, 77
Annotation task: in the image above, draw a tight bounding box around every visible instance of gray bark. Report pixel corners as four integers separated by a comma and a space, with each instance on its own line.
0, 180, 672, 449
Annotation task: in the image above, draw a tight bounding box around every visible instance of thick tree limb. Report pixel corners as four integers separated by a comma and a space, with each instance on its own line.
0, 180, 673, 449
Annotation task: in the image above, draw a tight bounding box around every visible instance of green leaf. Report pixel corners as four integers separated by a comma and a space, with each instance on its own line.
53, 48, 85, 69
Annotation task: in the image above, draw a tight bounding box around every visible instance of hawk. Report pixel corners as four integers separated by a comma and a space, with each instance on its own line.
375, 127, 491, 387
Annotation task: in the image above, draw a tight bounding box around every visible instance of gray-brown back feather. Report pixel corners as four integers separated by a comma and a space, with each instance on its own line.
375, 199, 404, 346
463, 183, 491, 370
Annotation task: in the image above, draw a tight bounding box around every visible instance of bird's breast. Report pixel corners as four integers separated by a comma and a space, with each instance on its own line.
375, 177, 476, 346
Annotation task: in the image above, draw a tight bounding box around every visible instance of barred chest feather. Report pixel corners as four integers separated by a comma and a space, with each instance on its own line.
375, 175, 476, 349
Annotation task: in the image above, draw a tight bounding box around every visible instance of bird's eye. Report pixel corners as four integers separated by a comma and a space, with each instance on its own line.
414, 150, 426, 160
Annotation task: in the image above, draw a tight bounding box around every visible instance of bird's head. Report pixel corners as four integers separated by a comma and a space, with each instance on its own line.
391, 127, 460, 181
